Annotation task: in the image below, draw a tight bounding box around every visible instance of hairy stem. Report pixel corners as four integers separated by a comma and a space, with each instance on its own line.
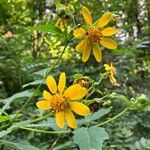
19, 127, 70, 134
96, 108, 128, 127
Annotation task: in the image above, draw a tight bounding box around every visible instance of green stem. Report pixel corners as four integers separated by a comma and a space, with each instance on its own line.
46, 43, 68, 74
12, 86, 41, 122
95, 108, 128, 127
12, 43, 69, 122
0, 109, 9, 117
72, 15, 77, 28
0, 123, 11, 130
86, 74, 105, 99
19, 126, 70, 134
31, 112, 53, 123
83, 94, 109, 104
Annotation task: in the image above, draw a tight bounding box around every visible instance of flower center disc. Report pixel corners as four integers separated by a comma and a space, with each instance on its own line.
51, 94, 67, 112
88, 28, 102, 42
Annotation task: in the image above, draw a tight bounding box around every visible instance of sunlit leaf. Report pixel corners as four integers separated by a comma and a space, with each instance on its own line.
30, 24, 63, 35
73, 73, 83, 80
22, 80, 44, 88
0, 114, 22, 123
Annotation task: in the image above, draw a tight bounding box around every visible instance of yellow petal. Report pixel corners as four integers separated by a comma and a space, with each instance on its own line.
100, 38, 117, 49
81, 6, 92, 26
58, 72, 66, 94
64, 84, 88, 100
55, 111, 65, 128
46, 75, 57, 94
101, 27, 118, 36
92, 43, 102, 62
36, 100, 51, 110
110, 75, 117, 85
110, 63, 113, 68
104, 64, 110, 71
43, 90, 52, 100
110, 64, 116, 74
70, 102, 91, 116
97, 12, 112, 28
75, 38, 88, 52
73, 28, 86, 37
82, 41, 91, 62
64, 109, 77, 129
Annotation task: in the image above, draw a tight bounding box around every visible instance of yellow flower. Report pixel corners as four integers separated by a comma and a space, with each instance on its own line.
36, 72, 91, 129
73, 6, 118, 62
104, 63, 117, 85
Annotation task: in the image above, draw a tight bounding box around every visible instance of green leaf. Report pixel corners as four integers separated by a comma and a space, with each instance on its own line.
0, 113, 22, 123
0, 90, 33, 116
73, 73, 83, 80
73, 126, 109, 150
53, 141, 72, 150
25, 117, 67, 131
0, 115, 9, 123
22, 80, 44, 88
0, 140, 39, 150
135, 137, 150, 149
78, 108, 111, 125
0, 120, 32, 138
54, 0, 66, 9
33, 68, 49, 77
30, 24, 63, 35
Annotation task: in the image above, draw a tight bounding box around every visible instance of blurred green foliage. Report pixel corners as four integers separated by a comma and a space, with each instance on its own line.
0, 0, 150, 149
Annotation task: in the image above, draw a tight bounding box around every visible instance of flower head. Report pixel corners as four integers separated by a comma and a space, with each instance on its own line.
73, 6, 118, 62
36, 72, 91, 129
104, 63, 117, 85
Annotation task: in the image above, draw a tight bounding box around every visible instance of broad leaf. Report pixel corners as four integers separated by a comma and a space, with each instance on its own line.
31, 24, 63, 35
0, 115, 9, 123
0, 120, 32, 138
0, 90, 33, 116
73, 126, 109, 150
73, 74, 83, 80
33, 68, 49, 77
135, 137, 150, 149
0, 140, 39, 150
22, 80, 44, 88
78, 108, 111, 125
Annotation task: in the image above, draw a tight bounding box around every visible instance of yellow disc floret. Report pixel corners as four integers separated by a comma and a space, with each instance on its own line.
87, 28, 102, 42
51, 94, 68, 112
